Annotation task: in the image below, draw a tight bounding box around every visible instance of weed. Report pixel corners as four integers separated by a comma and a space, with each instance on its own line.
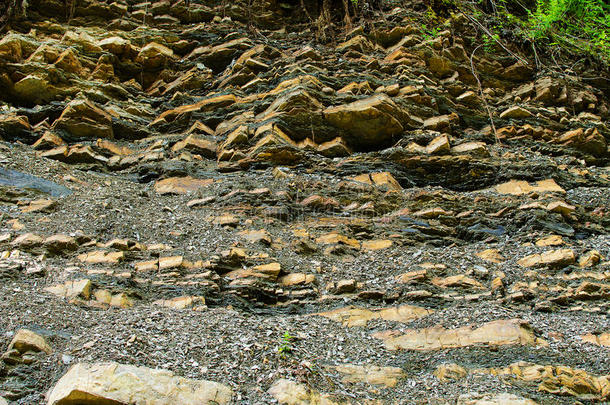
277, 332, 294, 359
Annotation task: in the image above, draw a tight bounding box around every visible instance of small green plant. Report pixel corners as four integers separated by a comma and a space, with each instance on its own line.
277, 332, 294, 359
482, 32, 500, 53
421, 23, 440, 41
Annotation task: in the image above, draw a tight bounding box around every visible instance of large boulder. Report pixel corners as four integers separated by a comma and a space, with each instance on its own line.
136, 42, 174, 69
8, 329, 52, 355
0, 33, 39, 63
323, 94, 418, 150
53, 98, 113, 140
557, 127, 607, 157
13, 74, 61, 105
47, 362, 233, 405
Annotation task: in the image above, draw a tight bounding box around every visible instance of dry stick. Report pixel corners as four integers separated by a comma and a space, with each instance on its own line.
300, 0, 314, 24
532, 42, 541, 71
342, 0, 352, 32
469, 44, 501, 146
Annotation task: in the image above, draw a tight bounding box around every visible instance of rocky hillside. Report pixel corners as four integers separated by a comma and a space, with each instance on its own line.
0, 0, 609, 403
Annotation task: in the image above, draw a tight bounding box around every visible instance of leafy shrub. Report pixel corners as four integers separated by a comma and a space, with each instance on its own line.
527, 0, 610, 58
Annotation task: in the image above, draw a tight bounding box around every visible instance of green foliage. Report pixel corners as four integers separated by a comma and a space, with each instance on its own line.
483, 32, 500, 52
421, 8, 441, 41
526, 0, 610, 58
277, 332, 294, 359
421, 23, 440, 40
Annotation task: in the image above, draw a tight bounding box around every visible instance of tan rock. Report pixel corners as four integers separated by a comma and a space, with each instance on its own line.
517, 249, 576, 268
152, 94, 236, 126
251, 262, 282, 278
239, 229, 272, 245
333, 364, 405, 387
557, 127, 607, 156
338, 81, 373, 95
351, 172, 402, 190
267, 379, 338, 405
334, 279, 357, 293
279, 273, 315, 287
0, 33, 27, 62
428, 54, 453, 77
581, 333, 610, 347
538, 366, 609, 400
362, 239, 393, 251
65, 145, 109, 164
13, 74, 60, 104
78, 251, 124, 264
316, 233, 360, 249
0, 114, 32, 142
98, 36, 132, 55
54, 48, 83, 75
171, 134, 217, 158
94, 289, 112, 305
578, 250, 603, 268
45, 279, 92, 300
213, 214, 239, 227
9, 329, 52, 354
135, 259, 158, 272
324, 94, 413, 149
535, 235, 564, 247
226, 262, 282, 282
136, 42, 174, 69
457, 393, 538, 405
220, 125, 249, 151
159, 256, 186, 270
456, 91, 481, 105
476, 249, 505, 263
495, 179, 565, 195
154, 176, 214, 194
426, 134, 450, 155
500, 106, 533, 119
377, 319, 540, 351
20, 199, 57, 213
451, 141, 489, 156
110, 293, 134, 308
250, 126, 300, 163
395, 270, 427, 284
434, 363, 468, 382
96, 139, 133, 156
461, 362, 609, 401
11, 233, 43, 249
153, 296, 206, 310
413, 207, 452, 218
33, 131, 65, 150
54, 99, 113, 140
317, 137, 352, 157
423, 114, 457, 132
44, 234, 78, 254
337, 35, 374, 53
432, 275, 485, 289
315, 304, 432, 327
547, 201, 575, 216
61, 30, 101, 53
47, 362, 232, 405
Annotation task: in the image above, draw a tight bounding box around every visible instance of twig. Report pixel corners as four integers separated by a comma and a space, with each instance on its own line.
469, 44, 501, 146
299, 0, 314, 24
532, 42, 540, 71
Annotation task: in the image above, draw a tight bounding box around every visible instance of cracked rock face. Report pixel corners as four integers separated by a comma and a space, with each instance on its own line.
0, 0, 609, 403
